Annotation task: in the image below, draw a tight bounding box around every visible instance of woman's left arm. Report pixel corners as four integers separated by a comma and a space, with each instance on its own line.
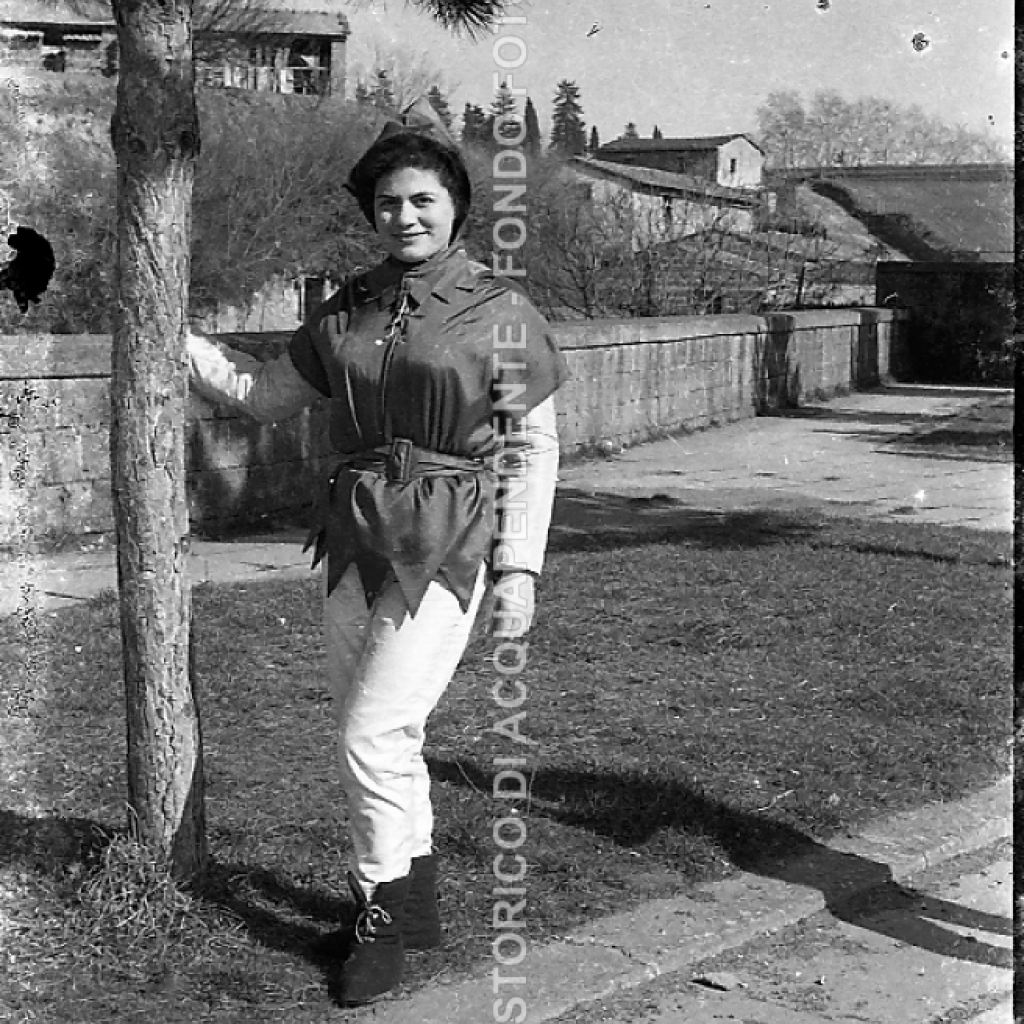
491, 396, 560, 638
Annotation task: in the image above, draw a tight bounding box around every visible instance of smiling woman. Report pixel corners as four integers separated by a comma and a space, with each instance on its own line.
373, 166, 456, 263
185, 98, 568, 1005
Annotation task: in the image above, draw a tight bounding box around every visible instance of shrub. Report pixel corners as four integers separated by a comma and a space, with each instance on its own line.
190, 91, 382, 317
900, 267, 1014, 385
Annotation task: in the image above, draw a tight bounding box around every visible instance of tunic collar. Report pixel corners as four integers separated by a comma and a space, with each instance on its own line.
353, 244, 477, 312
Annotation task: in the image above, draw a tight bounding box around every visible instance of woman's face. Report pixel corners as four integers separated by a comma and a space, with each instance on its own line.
374, 166, 456, 263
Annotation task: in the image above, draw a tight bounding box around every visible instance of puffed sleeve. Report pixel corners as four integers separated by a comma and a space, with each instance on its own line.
288, 284, 355, 397
287, 321, 331, 398
490, 291, 570, 420
187, 331, 322, 423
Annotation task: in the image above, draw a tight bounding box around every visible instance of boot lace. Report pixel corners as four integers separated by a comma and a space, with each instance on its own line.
354, 902, 393, 944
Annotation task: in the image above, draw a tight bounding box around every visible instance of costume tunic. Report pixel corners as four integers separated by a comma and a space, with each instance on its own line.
286, 244, 568, 615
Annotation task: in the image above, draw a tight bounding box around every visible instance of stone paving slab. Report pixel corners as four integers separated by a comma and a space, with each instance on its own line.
558, 388, 1013, 533
547, 845, 1012, 1024
0, 537, 314, 617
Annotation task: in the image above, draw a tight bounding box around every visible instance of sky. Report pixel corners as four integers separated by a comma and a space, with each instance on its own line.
338, 0, 1014, 146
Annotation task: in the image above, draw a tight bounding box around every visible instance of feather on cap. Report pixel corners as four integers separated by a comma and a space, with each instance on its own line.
373, 97, 460, 148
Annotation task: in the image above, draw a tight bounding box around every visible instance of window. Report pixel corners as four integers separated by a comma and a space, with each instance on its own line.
729, 158, 738, 175
301, 278, 325, 321
0, 30, 42, 51
288, 39, 329, 95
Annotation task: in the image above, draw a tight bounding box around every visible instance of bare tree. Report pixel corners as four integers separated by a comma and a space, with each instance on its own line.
107, 0, 503, 879
350, 41, 456, 112
756, 89, 1009, 169
510, 156, 861, 321
190, 93, 379, 317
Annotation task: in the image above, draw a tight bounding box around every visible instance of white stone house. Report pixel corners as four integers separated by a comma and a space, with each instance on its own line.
567, 157, 763, 248
595, 134, 765, 190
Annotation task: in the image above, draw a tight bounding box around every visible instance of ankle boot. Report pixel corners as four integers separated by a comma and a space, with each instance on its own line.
402, 853, 442, 950
338, 872, 409, 1005
310, 854, 441, 957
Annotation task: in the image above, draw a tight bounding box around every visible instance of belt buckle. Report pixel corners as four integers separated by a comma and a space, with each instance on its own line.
388, 438, 414, 483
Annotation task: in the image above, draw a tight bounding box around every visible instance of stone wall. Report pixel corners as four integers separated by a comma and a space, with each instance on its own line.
0, 308, 899, 545
552, 308, 895, 453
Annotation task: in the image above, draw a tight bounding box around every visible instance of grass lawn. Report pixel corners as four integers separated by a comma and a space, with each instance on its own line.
0, 508, 1012, 1022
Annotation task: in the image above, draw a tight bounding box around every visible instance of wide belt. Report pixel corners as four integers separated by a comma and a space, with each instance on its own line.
331, 438, 488, 485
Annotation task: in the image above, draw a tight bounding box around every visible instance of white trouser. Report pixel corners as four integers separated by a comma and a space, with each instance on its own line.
323, 562, 486, 895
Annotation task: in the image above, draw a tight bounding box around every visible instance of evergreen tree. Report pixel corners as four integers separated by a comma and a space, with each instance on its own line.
491, 79, 521, 143
550, 79, 586, 156
588, 125, 600, 154
523, 96, 542, 158
371, 70, 394, 111
622, 122, 639, 139
460, 102, 488, 146
427, 84, 453, 128
652, 124, 663, 139
460, 102, 475, 143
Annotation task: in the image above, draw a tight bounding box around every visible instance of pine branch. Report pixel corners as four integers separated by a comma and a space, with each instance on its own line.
407, 0, 505, 35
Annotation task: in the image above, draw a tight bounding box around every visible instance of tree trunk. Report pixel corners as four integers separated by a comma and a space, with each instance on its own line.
109, 0, 205, 878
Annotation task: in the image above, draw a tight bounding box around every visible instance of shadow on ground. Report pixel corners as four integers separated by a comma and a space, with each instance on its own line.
0, 806, 346, 995
429, 758, 1012, 970
0, 808, 108, 870
0, 754, 1009, 1015
764, 391, 1013, 463
549, 492, 819, 554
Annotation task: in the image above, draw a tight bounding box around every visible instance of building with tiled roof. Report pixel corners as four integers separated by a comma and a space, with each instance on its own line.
0, 0, 349, 97
596, 134, 764, 190
567, 156, 763, 245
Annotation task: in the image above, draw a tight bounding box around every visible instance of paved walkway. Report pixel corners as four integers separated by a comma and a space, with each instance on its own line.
0, 384, 1012, 617
558, 384, 1012, 532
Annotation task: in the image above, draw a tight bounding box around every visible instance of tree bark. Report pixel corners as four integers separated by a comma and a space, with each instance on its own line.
109, 0, 205, 877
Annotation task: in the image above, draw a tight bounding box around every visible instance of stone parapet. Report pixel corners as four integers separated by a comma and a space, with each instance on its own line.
0, 309, 901, 543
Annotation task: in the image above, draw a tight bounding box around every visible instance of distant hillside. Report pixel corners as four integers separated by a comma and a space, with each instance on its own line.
777, 165, 1012, 261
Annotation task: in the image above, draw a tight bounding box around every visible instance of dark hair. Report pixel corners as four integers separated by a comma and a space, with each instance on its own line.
346, 133, 472, 241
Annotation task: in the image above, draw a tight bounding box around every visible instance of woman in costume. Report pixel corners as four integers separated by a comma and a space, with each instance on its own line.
187, 101, 568, 1003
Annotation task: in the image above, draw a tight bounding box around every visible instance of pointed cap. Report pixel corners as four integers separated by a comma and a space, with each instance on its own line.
372, 97, 459, 149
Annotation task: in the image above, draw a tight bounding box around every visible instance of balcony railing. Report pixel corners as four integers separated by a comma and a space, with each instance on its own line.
198, 63, 331, 96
